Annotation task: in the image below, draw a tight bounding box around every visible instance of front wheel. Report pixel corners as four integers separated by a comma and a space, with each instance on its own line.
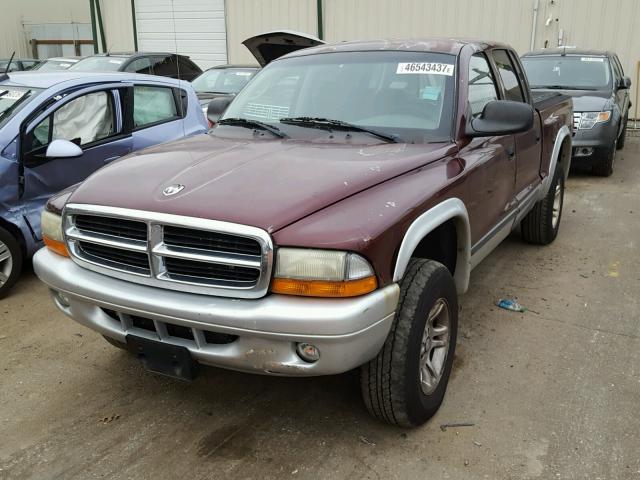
0, 227, 23, 298
592, 139, 617, 177
521, 166, 565, 245
360, 259, 458, 427
617, 115, 628, 150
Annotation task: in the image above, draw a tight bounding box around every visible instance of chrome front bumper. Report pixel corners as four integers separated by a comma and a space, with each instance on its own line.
33, 248, 400, 376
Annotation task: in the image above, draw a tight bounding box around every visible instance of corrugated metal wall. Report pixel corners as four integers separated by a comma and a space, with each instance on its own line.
224, 0, 640, 118
225, 0, 317, 64
100, 0, 137, 52
0, 0, 89, 58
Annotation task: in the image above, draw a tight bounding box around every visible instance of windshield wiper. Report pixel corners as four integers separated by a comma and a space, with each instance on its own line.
279, 117, 401, 143
0, 90, 8, 97
217, 117, 287, 138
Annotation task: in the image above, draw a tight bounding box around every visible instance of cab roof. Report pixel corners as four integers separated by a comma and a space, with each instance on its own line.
282, 38, 511, 59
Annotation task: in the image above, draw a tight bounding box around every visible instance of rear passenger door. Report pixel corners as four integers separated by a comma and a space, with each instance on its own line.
128, 83, 187, 150
459, 52, 516, 241
490, 49, 542, 200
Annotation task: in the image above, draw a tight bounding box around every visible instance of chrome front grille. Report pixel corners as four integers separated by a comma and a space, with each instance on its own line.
64, 204, 273, 298
573, 112, 581, 130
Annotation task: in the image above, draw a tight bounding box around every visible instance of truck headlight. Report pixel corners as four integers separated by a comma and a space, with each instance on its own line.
271, 248, 377, 297
576, 111, 611, 129
41, 210, 69, 257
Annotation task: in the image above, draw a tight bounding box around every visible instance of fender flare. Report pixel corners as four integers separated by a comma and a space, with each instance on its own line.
540, 125, 571, 200
392, 198, 471, 294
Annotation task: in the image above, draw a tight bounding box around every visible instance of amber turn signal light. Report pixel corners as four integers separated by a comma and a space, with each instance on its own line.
43, 235, 69, 257
271, 276, 377, 298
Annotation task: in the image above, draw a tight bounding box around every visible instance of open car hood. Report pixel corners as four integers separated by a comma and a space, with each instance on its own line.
242, 30, 324, 67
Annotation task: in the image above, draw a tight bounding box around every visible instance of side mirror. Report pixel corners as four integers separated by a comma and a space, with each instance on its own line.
619, 76, 632, 90
466, 100, 534, 137
207, 97, 233, 125
45, 139, 83, 159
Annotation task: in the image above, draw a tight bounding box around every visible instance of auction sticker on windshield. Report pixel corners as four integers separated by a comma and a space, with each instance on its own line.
397, 63, 454, 75
581, 57, 604, 62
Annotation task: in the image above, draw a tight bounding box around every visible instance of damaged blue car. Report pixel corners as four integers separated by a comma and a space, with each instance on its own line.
0, 71, 207, 296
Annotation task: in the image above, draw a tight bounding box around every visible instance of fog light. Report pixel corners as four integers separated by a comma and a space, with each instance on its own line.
51, 289, 70, 308
575, 147, 594, 157
296, 343, 320, 363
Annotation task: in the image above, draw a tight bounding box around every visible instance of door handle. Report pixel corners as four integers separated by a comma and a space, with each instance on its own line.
103, 156, 120, 164
506, 145, 515, 160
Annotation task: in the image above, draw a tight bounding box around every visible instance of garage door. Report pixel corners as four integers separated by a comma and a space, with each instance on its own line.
134, 0, 227, 69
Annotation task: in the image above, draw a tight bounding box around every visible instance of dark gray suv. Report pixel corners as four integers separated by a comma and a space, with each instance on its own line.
522, 48, 631, 176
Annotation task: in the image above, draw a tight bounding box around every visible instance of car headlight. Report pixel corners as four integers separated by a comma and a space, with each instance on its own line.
41, 210, 69, 257
271, 248, 377, 297
576, 111, 611, 129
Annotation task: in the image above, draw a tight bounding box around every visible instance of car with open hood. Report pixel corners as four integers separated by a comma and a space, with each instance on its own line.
33, 35, 573, 427
522, 48, 631, 176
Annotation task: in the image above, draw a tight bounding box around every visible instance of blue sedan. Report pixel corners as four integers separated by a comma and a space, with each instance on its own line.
0, 71, 207, 296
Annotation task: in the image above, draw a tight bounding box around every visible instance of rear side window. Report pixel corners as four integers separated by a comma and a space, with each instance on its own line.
177, 57, 201, 76
133, 86, 178, 128
125, 57, 153, 75
151, 55, 179, 78
468, 53, 498, 116
491, 49, 526, 102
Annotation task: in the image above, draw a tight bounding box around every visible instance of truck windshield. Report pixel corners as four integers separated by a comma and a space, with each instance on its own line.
522, 55, 611, 90
222, 51, 456, 143
0, 87, 42, 128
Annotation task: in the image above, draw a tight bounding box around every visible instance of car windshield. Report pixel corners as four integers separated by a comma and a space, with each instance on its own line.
192, 68, 257, 94
35, 60, 76, 71
221, 51, 456, 143
522, 55, 612, 90
70, 56, 126, 72
0, 87, 42, 128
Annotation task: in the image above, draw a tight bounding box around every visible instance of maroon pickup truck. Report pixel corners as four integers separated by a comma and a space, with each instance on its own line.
34, 36, 572, 427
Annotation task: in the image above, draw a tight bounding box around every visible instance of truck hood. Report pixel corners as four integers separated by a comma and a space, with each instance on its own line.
69, 133, 453, 233
242, 30, 324, 67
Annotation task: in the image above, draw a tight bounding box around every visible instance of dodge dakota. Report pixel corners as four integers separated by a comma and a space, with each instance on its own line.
33, 36, 573, 427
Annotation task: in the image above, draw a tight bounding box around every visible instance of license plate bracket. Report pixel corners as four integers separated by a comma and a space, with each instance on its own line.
126, 335, 198, 381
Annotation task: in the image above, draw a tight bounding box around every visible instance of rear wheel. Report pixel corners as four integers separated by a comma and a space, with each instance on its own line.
521, 166, 564, 245
0, 227, 23, 299
360, 259, 458, 427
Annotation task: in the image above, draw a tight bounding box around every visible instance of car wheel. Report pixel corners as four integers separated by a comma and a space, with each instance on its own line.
593, 139, 617, 177
521, 166, 565, 245
617, 115, 628, 150
360, 259, 458, 427
0, 226, 23, 298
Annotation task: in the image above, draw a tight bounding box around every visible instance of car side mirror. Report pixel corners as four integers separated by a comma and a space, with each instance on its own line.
45, 139, 83, 159
207, 97, 232, 125
619, 76, 632, 90
466, 100, 534, 137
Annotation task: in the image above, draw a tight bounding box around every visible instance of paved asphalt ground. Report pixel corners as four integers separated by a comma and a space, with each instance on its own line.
1, 137, 639, 480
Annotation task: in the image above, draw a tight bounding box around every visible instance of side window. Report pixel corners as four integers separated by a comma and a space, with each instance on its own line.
614, 56, 625, 76
125, 57, 153, 75
468, 53, 499, 116
133, 86, 178, 128
177, 57, 201, 76
491, 49, 526, 102
151, 55, 179, 78
611, 56, 623, 82
29, 91, 115, 152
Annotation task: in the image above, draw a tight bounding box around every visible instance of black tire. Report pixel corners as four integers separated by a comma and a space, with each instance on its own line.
360, 259, 458, 427
592, 140, 617, 177
617, 115, 628, 150
0, 226, 23, 299
521, 166, 565, 245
